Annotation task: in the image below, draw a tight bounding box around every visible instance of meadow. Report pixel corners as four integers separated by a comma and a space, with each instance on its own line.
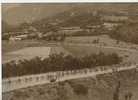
2, 40, 61, 54
2, 40, 63, 63
65, 35, 138, 50
62, 43, 138, 63
3, 37, 138, 64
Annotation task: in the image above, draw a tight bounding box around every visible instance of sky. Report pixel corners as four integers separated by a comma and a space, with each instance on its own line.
2, 4, 21, 11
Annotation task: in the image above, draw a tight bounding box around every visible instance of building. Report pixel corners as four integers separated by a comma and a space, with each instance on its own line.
59, 27, 83, 35
101, 15, 128, 22
103, 22, 121, 30
85, 25, 101, 32
9, 34, 28, 41
9, 36, 22, 41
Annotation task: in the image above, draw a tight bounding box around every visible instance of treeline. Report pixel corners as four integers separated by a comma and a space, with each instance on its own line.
41, 34, 66, 41
109, 23, 138, 44
2, 52, 122, 78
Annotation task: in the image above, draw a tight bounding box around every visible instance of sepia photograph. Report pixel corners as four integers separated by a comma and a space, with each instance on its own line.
1, 3, 138, 100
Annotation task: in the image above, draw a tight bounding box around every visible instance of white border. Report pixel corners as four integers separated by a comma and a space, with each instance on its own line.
1, 0, 138, 3
0, 1, 138, 99
0, 2, 2, 100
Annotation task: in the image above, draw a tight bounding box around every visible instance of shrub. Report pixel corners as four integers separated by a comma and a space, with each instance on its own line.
70, 83, 88, 95
3, 52, 122, 78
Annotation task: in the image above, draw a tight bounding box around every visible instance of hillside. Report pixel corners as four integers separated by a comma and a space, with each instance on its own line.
2, 4, 138, 44
109, 23, 138, 44
2, 21, 13, 33
2, 4, 138, 26
2, 4, 72, 25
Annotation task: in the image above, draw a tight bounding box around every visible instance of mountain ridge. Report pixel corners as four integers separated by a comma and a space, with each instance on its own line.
2, 4, 138, 26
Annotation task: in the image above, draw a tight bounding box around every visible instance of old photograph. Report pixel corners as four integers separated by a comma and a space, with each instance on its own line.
2, 3, 138, 100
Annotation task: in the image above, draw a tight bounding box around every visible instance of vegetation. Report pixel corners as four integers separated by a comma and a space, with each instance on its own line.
42, 34, 66, 41
113, 81, 121, 100
2, 52, 122, 78
59, 13, 101, 27
68, 82, 88, 95
3, 68, 138, 100
109, 23, 138, 44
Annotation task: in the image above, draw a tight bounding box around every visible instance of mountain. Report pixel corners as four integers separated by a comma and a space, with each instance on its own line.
31, 4, 138, 30
110, 23, 138, 44
2, 3, 138, 26
2, 21, 16, 33
2, 3, 73, 25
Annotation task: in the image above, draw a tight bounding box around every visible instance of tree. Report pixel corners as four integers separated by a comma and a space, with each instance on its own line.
113, 81, 121, 100
3, 52, 122, 78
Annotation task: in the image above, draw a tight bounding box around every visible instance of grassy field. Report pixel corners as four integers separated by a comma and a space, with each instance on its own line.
3, 39, 138, 64
63, 35, 138, 64
3, 35, 138, 54
65, 35, 116, 45
65, 35, 138, 50
3, 35, 132, 53
2, 69, 138, 100
2, 40, 42, 54
63, 44, 125, 56
2, 40, 61, 54
2, 40, 70, 63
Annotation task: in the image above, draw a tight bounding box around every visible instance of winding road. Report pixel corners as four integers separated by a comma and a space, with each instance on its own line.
2, 63, 138, 93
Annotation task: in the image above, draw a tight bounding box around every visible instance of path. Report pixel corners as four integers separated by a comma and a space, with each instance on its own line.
2, 64, 138, 93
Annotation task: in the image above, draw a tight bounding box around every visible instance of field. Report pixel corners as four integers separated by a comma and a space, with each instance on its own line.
2, 69, 138, 100
3, 37, 138, 64
3, 47, 51, 63
65, 35, 116, 45
63, 35, 138, 63
65, 35, 138, 50
2, 40, 62, 54
2, 40, 69, 63
3, 35, 137, 54
2, 40, 41, 54
62, 43, 138, 63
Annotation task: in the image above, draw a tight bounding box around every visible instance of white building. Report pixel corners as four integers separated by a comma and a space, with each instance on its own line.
101, 15, 128, 22
103, 22, 121, 30
9, 36, 22, 41
9, 34, 28, 41
59, 27, 83, 35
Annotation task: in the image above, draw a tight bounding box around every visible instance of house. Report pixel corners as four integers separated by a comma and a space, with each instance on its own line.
49, 22, 58, 25
28, 26, 37, 32
60, 26, 81, 30
101, 15, 128, 22
86, 25, 101, 29
37, 32, 43, 38
43, 32, 54, 37
9, 34, 28, 41
15, 34, 28, 39
59, 27, 83, 35
85, 25, 101, 32
9, 36, 22, 41
103, 22, 121, 30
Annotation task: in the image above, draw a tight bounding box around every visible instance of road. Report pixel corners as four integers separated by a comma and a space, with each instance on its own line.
2, 42, 138, 93
2, 64, 138, 93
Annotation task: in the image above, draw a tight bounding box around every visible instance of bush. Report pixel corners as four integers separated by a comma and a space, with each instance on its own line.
70, 83, 88, 95
2, 52, 122, 78
109, 23, 138, 44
